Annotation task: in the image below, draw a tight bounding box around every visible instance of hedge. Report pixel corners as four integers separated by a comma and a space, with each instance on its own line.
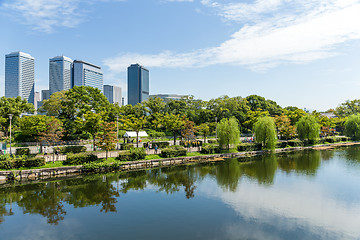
237, 143, 262, 152
15, 148, 30, 156
276, 141, 288, 149
287, 139, 304, 147
200, 144, 221, 154
120, 143, 134, 150
116, 148, 146, 161
0, 157, 45, 170
60, 146, 87, 154
207, 140, 218, 144
63, 153, 98, 165
153, 142, 170, 148
160, 147, 187, 158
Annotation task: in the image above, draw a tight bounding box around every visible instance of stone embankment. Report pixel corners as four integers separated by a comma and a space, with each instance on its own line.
1, 142, 359, 183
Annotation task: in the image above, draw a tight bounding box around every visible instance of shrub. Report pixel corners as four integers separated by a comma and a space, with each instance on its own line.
116, 151, 131, 161
63, 153, 98, 165
276, 141, 288, 149
200, 144, 221, 154
60, 145, 87, 154
287, 139, 304, 147
340, 136, 351, 142
121, 143, 134, 150
237, 143, 262, 152
154, 142, 170, 148
130, 148, 146, 160
160, 147, 187, 158
0, 160, 14, 170
82, 161, 123, 172
207, 139, 218, 144
15, 148, 30, 156
0, 154, 11, 161
22, 157, 45, 168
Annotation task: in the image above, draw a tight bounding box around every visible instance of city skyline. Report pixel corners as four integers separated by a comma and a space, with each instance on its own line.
1, 0, 360, 111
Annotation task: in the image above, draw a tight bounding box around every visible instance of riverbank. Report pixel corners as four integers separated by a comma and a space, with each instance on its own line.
1, 141, 359, 183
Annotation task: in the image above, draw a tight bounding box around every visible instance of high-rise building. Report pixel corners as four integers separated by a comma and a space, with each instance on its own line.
42, 89, 50, 101
49, 56, 73, 96
73, 60, 103, 92
104, 85, 122, 106
5, 51, 35, 104
150, 94, 187, 102
127, 64, 149, 105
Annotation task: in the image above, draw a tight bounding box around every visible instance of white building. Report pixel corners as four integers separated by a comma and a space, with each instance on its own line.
73, 60, 103, 92
5, 51, 35, 104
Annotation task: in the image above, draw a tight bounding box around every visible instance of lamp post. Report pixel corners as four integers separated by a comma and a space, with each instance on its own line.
116, 115, 119, 150
8, 114, 13, 155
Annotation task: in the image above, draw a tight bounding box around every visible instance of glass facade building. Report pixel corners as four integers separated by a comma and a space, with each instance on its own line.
49, 56, 73, 96
5, 51, 35, 104
73, 60, 103, 92
41, 89, 50, 101
104, 85, 122, 106
127, 64, 149, 105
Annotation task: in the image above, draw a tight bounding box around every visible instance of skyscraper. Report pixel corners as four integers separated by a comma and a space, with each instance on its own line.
104, 85, 122, 106
42, 90, 50, 101
127, 64, 149, 106
49, 56, 73, 96
73, 60, 103, 92
5, 51, 35, 104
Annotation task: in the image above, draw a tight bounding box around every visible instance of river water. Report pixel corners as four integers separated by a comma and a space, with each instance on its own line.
1, 147, 360, 240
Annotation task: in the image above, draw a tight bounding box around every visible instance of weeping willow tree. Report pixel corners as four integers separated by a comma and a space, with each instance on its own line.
254, 116, 277, 150
296, 115, 320, 142
217, 117, 240, 150
344, 114, 360, 140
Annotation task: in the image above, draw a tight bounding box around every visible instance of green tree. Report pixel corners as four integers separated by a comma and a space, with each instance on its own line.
335, 99, 360, 117
121, 115, 147, 147
0, 96, 34, 136
296, 115, 320, 142
274, 114, 296, 140
195, 123, 211, 143
38, 117, 64, 161
181, 120, 196, 144
254, 116, 277, 150
96, 122, 117, 160
76, 112, 105, 151
40, 91, 66, 116
344, 114, 360, 140
284, 106, 307, 125
157, 113, 186, 145
217, 117, 240, 150
18, 115, 52, 142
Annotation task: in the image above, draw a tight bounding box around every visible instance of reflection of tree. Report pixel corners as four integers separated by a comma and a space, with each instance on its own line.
214, 159, 242, 191
241, 154, 278, 185
277, 150, 321, 176
320, 150, 335, 161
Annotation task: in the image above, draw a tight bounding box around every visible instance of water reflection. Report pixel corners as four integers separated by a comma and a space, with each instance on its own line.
0, 147, 359, 240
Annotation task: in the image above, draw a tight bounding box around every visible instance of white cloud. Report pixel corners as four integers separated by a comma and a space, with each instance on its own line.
104, 0, 360, 73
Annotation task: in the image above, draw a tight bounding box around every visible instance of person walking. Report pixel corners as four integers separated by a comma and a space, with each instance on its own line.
154, 144, 158, 154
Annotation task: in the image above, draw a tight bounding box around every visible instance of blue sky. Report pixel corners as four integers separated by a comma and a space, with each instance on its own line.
1, 0, 360, 111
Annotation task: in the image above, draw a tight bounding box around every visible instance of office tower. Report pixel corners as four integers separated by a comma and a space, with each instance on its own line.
49, 56, 73, 96
122, 97, 124, 106
104, 85, 122, 106
42, 89, 50, 101
73, 60, 103, 92
150, 94, 187, 102
127, 64, 149, 105
34, 91, 40, 110
5, 51, 35, 104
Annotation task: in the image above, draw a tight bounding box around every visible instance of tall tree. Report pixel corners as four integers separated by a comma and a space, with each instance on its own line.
296, 115, 320, 142
274, 114, 296, 140
76, 112, 105, 151
40, 91, 67, 116
38, 117, 63, 161
254, 116, 277, 150
181, 120, 196, 145
157, 113, 186, 145
0, 96, 34, 136
335, 99, 360, 117
344, 114, 360, 140
195, 123, 211, 143
96, 122, 117, 160
18, 115, 52, 142
217, 117, 240, 150
121, 115, 147, 147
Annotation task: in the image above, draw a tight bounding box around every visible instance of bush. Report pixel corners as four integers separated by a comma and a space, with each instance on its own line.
160, 147, 187, 158
63, 153, 98, 165
60, 145, 87, 154
237, 143, 262, 152
207, 139, 218, 144
116, 151, 131, 161
130, 148, 146, 160
340, 136, 351, 142
82, 161, 123, 172
0, 160, 14, 170
287, 139, 304, 147
15, 148, 30, 156
200, 144, 221, 154
0, 156, 45, 169
154, 142, 170, 148
120, 143, 134, 150
276, 141, 288, 149
22, 157, 45, 168
0, 154, 11, 161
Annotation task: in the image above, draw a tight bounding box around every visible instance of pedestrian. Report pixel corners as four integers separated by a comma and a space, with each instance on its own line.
44, 147, 47, 155
154, 144, 158, 154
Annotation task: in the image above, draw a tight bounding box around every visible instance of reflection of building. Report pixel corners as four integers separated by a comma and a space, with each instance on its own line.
42, 90, 50, 101
49, 56, 73, 96
104, 85, 122, 106
127, 64, 149, 105
73, 60, 103, 92
150, 94, 187, 102
5, 51, 35, 104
